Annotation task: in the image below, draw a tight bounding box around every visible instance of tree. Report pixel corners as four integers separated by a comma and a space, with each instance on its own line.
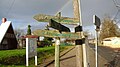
43, 25, 53, 46
114, 22, 120, 36
14, 29, 25, 38
99, 17, 120, 40
27, 25, 31, 35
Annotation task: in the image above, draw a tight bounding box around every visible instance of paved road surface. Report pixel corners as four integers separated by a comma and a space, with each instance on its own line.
98, 46, 120, 67
89, 44, 120, 67
39, 45, 120, 67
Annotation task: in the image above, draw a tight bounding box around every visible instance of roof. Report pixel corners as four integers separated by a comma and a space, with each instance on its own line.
103, 37, 120, 40
0, 21, 11, 43
21, 35, 39, 39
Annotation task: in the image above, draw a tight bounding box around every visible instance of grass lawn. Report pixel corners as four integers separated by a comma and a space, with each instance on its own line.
0, 45, 69, 67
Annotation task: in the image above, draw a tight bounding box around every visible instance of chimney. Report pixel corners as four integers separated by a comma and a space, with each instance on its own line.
2, 18, 7, 23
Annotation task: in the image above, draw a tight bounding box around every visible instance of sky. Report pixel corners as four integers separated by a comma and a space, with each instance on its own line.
0, 0, 120, 33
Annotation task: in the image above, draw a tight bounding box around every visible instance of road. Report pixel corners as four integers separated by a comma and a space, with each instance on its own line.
39, 44, 120, 67
89, 44, 120, 67
98, 46, 120, 67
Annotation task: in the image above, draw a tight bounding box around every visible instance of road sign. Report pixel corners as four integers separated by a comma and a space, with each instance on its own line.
33, 14, 79, 24
26, 38, 37, 66
75, 25, 83, 32
32, 29, 81, 39
26, 38, 37, 58
61, 32, 81, 39
49, 19, 70, 32
33, 30, 59, 37
93, 15, 101, 29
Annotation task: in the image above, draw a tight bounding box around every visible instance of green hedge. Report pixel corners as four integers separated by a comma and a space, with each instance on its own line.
0, 46, 66, 66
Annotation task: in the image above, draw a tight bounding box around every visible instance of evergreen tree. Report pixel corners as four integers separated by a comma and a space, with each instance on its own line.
27, 25, 31, 35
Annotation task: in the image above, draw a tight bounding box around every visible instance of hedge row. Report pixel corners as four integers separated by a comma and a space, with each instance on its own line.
0, 46, 65, 66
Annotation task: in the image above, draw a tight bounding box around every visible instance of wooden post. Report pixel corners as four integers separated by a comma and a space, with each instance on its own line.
85, 36, 90, 67
54, 12, 61, 67
26, 38, 29, 66
73, 0, 84, 67
55, 38, 60, 67
83, 36, 89, 67
35, 56, 37, 66
73, 0, 80, 21
75, 28, 83, 67
76, 45, 83, 67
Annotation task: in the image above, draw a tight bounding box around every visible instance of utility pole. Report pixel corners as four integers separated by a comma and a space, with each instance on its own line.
73, 0, 87, 67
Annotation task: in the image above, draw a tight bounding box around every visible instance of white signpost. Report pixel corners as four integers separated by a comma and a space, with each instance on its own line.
93, 15, 101, 67
26, 38, 37, 66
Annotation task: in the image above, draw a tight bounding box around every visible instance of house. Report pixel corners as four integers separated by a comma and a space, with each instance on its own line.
102, 37, 120, 48
0, 18, 18, 50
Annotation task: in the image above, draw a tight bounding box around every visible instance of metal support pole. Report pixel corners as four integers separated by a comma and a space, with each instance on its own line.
95, 29, 99, 67
55, 38, 60, 67
93, 15, 101, 67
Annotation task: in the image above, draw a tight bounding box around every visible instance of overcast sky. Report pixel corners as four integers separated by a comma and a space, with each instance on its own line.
0, 0, 120, 31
